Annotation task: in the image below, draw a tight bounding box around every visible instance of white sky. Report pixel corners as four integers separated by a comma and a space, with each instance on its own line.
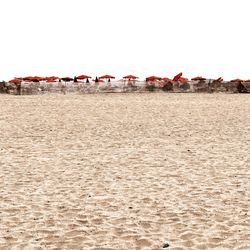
1, 0, 250, 81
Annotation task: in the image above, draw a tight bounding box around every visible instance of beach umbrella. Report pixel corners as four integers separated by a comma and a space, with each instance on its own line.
46, 76, 59, 82
47, 78, 57, 83
22, 76, 34, 81
22, 76, 45, 82
230, 78, 244, 82
123, 75, 138, 79
76, 75, 91, 80
161, 77, 172, 81
191, 76, 206, 81
179, 77, 189, 83
61, 77, 73, 82
215, 77, 223, 82
99, 75, 115, 79
9, 79, 22, 84
34, 76, 46, 82
99, 75, 115, 83
173, 72, 182, 81
146, 76, 161, 81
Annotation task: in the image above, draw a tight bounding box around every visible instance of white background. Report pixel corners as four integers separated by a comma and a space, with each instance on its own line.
0, 0, 250, 81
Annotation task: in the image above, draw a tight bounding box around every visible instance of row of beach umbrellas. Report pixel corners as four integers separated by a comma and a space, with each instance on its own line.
8, 73, 250, 84
8, 74, 137, 84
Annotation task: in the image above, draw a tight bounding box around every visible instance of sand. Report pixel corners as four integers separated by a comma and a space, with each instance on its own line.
0, 93, 249, 250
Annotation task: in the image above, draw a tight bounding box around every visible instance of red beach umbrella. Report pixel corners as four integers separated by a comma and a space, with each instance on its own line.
34, 76, 45, 81
23, 76, 34, 81
191, 76, 206, 81
146, 76, 161, 81
123, 75, 138, 79
93, 79, 105, 83
215, 77, 223, 82
46, 76, 60, 82
99, 75, 115, 79
179, 77, 189, 83
77, 75, 91, 80
161, 77, 172, 81
9, 79, 22, 84
230, 78, 243, 82
173, 72, 183, 81
61, 77, 73, 82
22, 76, 45, 82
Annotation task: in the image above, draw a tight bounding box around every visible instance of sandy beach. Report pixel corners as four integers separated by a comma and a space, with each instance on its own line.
0, 93, 249, 250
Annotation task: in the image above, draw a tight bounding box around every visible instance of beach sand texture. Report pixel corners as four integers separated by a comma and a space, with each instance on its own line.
0, 93, 249, 250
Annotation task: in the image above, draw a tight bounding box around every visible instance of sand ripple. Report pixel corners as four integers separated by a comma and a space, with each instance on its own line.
0, 93, 249, 249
